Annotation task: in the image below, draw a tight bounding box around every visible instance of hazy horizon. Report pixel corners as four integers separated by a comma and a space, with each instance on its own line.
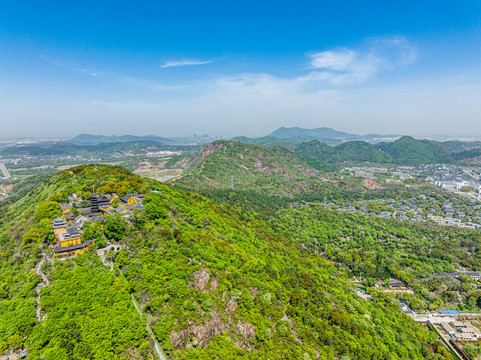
3, 127, 481, 142
2, 1, 481, 138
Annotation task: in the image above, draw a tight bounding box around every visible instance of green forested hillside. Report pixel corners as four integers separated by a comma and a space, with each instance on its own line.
171, 141, 370, 210
271, 205, 481, 314
291, 137, 452, 164
377, 137, 450, 164
231, 135, 342, 146
27, 256, 150, 359
173, 141, 328, 195
1, 165, 148, 239
292, 140, 391, 163
439, 140, 481, 153
0, 165, 447, 359
170, 137, 468, 202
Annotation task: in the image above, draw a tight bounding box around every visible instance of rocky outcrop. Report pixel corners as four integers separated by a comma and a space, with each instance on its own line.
210, 278, 218, 291
170, 329, 190, 350
226, 299, 238, 312
193, 270, 210, 291
187, 310, 227, 348
170, 312, 256, 350
237, 322, 255, 340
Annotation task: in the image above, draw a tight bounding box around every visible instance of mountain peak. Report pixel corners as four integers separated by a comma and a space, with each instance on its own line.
270, 126, 354, 139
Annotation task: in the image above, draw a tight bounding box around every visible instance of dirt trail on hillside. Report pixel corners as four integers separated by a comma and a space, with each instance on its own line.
34, 255, 50, 322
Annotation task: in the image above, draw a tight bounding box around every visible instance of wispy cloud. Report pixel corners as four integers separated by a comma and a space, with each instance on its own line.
160, 59, 212, 68
40, 55, 185, 91
307, 36, 416, 84
310, 49, 358, 71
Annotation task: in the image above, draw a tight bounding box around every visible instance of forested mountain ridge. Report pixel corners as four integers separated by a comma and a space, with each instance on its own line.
0, 164, 442, 359
230, 135, 331, 146
291, 136, 458, 164
291, 140, 391, 163
270, 126, 358, 139
169, 140, 372, 210
172, 140, 320, 189
233, 134, 481, 165
168, 140, 463, 212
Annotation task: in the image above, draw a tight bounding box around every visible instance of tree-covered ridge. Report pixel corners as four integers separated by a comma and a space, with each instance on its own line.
0, 165, 155, 357
230, 135, 338, 146
26, 255, 150, 360
168, 137, 479, 215
291, 136, 452, 165
173, 140, 337, 199
377, 136, 450, 164
271, 205, 481, 312
116, 181, 435, 359
0, 165, 149, 237
176, 140, 319, 185
171, 141, 379, 205
0, 247, 40, 353
0, 175, 51, 233
0, 164, 443, 359
272, 206, 481, 278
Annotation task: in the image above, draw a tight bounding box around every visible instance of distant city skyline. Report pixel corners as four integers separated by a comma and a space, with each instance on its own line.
1, 1, 481, 137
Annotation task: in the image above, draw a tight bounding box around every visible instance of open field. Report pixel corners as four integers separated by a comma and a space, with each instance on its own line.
134, 168, 183, 182
0, 183, 13, 194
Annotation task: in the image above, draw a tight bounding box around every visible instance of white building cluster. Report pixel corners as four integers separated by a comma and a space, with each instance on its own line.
441, 321, 481, 341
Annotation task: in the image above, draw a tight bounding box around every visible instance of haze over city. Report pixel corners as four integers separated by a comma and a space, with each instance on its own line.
1, 1, 481, 138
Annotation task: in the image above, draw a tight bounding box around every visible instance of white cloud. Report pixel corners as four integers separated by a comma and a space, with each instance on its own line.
310, 49, 357, 71
33, 36, 470, 137
160, 59, 212, 68
307, 36, 416, 84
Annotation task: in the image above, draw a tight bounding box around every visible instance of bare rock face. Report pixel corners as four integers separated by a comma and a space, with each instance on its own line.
226, 299, 238, 312
361, 178, 383, 190
237, 322, 255, 340
199, 142, 227, 156
210, 278, 218, 291
189, 323, 208, 347
233, 340, 245, 349
210, 310, 226, 336
170, 329, 190, 350
193, 270, 210, 291
187, 310, 227, 348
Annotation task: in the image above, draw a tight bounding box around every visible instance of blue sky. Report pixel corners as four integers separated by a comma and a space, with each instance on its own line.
1, 1, 481, 138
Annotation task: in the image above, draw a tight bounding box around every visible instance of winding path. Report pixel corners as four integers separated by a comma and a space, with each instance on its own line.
34, 255, 50, 322
98, 249, 168, 360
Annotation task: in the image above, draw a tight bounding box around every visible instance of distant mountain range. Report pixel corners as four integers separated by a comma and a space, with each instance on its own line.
171, 136, 481, 198
0, 140, 195, 156
291, 136, 452, 164
269, 127, 399, 140
69, 134, 170, 145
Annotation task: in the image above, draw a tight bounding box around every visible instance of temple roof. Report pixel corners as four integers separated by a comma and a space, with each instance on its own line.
53, 239, 95, 253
